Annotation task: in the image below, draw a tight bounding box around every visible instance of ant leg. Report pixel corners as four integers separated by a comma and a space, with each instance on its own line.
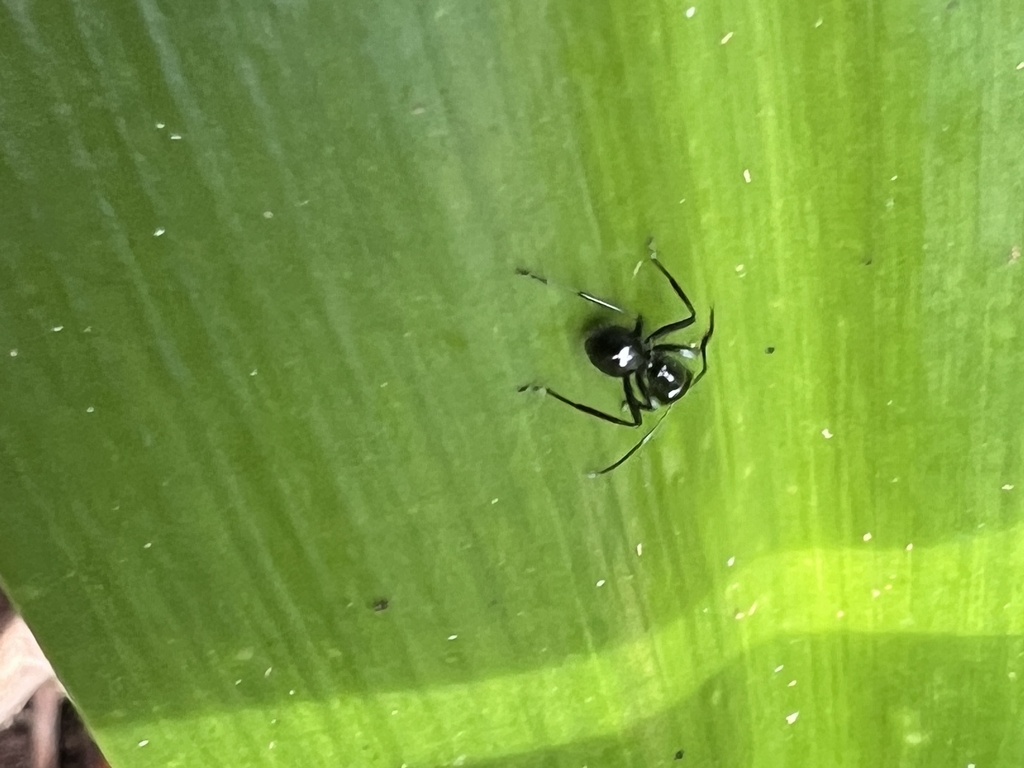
687, 308, 715, 387
515, 268, 628, 314
632, 371, 657, 411
622, 377, 645, 421
617, 373, 653, 415
645, 239, 698, 342
651, 343, 699, 361
632, 314, 645, 337
519, 383, 642, 427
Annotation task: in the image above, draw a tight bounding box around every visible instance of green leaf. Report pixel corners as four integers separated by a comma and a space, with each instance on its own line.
2, 1, 1023, 766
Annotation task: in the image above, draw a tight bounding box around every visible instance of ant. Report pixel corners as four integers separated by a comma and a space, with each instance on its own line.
518, 239, 714, 476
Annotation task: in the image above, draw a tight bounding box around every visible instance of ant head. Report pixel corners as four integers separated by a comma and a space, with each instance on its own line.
646, 353, 694, 404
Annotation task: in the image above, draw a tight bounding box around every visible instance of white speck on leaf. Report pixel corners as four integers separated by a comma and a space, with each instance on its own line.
821, 428, 833, 439
263, 211, 274, 219
721, 32, 733, 44
52, 326, 64, 333
9, 349, 17, 357
138, 740, 149, 748
774, 665, 784, 673
743, 168, 752, 183
786, 711, 799, 725
153, 227, 165, 236
86, 406, 94, 413
447, 634, 458, 641
863, 532, 872, 542
788, 679, 796, 687
636, 543, 643, 557
1002, 484, 1015, 491
596, 579, 606, 588
685, 6, 696, 18
727, 556, 736, 567
169, 133, 182, 140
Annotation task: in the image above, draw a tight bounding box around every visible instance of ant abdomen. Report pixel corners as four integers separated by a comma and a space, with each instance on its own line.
585, 325, 646, 377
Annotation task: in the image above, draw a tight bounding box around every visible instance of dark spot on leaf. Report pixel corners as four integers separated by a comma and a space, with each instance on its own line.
674, 749, 685, 760
765, 346, 775, 355
372, 598, 389, 612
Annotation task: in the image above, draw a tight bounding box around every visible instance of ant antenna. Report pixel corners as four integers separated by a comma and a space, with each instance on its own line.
587, 411, 670, 477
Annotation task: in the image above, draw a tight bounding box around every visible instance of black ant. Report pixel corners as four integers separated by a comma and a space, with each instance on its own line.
518, 239, 714, 476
